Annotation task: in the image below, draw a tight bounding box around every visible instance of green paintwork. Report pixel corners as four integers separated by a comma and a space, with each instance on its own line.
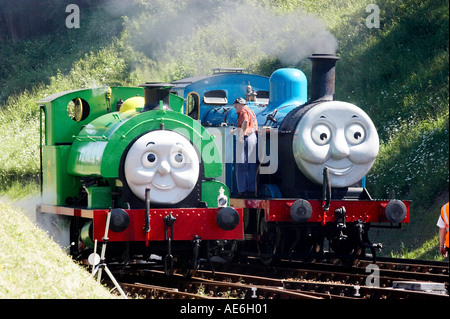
86, 185, 112, 209
39, 86, 224, 208
169, 93, 184, 113
201, 180, 230, 208
41, 145, 81, 205
39, 86, 145, 145
39, 87, 145, 205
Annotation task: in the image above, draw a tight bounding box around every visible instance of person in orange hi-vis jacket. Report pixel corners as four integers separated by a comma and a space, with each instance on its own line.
437, 201, 449, 291
437, 202, 449, 258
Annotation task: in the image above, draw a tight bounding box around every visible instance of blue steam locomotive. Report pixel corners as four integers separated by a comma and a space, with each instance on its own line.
170, 54, 409, 262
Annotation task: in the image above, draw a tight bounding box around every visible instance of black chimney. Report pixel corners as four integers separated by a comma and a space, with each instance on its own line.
309, 54, 340, 102
140, 82, 173, 112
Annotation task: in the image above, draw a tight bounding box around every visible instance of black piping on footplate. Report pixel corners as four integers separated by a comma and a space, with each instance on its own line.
143, 187, 151, 234
322, 167, 331, 212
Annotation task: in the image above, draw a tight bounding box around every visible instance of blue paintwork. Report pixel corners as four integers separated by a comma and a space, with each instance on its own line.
172, 68, 308, 129
172, 72, 269, 125
267, 68, 308, 111
254, 68, 308, 127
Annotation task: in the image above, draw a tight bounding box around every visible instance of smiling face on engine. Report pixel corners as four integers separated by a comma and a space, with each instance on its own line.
292, 101, 379, 187
124, 130, 200, 204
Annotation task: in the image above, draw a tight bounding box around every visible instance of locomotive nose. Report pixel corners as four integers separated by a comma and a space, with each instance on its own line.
330, 131, 350, 159
157, 160, 171, 176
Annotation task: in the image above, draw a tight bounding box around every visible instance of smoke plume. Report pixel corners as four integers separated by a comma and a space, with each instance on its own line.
122, 0, 338, 76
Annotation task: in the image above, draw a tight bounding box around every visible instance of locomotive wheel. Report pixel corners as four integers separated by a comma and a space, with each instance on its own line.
257, 215, 281, 265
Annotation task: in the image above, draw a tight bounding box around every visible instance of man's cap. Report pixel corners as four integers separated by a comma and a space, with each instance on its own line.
233, 97, 246, 105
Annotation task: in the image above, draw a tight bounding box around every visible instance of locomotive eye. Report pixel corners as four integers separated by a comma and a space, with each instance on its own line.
174, 153, 183, 163
142, 152, 158, 168
170, 151, 186, 168
345, 123, 366, 145
311, 124, 331, 145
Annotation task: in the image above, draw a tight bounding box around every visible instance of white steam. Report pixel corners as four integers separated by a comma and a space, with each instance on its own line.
2, 195, 72, 252
123, 0, 338, 74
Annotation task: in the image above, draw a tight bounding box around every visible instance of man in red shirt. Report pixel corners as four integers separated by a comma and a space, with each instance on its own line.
233, 98, 258, 197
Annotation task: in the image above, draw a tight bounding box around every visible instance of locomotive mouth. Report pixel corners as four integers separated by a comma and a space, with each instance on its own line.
152, 181, 175, 190
325, 164, 353, 176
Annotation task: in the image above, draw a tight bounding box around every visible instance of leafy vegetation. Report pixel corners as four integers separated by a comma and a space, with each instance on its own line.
0, 0, 448, 283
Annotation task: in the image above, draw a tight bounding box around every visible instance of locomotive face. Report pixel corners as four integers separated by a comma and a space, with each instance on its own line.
292, 101, 379, 187
124, 130, 200, 204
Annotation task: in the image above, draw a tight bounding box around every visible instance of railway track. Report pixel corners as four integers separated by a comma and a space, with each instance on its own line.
108, 257, 449, 300
269, 257, 449, 286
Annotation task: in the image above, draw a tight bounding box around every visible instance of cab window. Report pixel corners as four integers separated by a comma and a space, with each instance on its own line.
186, 92, 200, 120
203, 90, 227, 105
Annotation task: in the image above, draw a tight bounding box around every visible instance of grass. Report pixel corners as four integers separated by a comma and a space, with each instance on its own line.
368, 113, 449, 205
0, 202, 116, 298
